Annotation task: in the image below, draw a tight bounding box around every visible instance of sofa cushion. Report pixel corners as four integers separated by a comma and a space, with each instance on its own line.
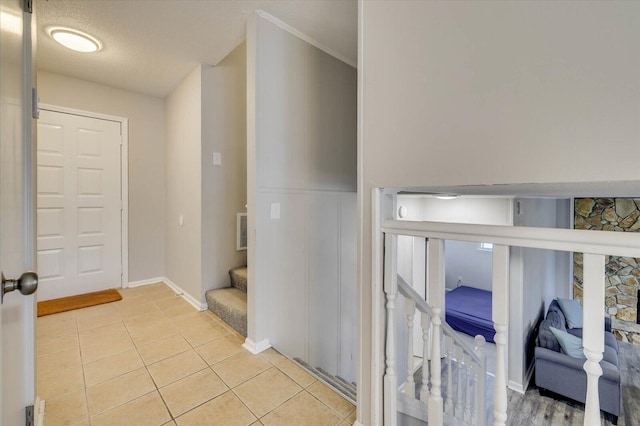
537, 319, 561, 352
550, 327, 586, 359
557, 298, 583, 329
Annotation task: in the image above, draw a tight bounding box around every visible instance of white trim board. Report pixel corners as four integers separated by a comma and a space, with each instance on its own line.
38, 103, 130, 290
243, 338, 271, 354
255, 10, 357, 69
127, 277, 207, 311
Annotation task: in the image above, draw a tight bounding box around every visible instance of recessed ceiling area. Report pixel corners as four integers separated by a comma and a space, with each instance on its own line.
37, 0, 357, 98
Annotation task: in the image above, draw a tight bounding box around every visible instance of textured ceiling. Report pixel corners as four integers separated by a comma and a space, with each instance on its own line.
36, 0, 357, 98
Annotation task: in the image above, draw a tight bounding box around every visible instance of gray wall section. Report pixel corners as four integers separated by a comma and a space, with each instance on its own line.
37, 71, 166, 283
201, 43, 248, 299
252, 15, 357, 380
361, 2, 640, 422
164, 66, 202, 301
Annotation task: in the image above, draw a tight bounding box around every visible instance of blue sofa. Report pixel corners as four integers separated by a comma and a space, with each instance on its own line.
534, 300, 620, 424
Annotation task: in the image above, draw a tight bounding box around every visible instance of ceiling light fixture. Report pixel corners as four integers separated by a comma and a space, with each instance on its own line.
435, 194, 459, 200
46, 26, 102, 53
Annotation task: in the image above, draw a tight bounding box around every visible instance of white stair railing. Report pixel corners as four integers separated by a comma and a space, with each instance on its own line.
380, 218, 640, 426
396, 273, 487, 426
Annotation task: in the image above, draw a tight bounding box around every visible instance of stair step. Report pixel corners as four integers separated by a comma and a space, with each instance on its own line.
205, 287, 246, 336
229, 266, 247, 292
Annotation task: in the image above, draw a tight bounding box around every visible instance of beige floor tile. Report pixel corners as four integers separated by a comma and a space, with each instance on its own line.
91, 391, 171, 426
171, 312, 217, 330
260, 391, 341, 426
344, 409, 357, 423
260, 348, 287, 365
175, 391, 256, 426
76, 309, 123, 331
129, 320, 178, 347
164, 302, 197, 319
42, 389, 88, 426
195, 334, 244, 365
147, 349, 208, 387
153, 294, 188, 310
114, 293, 151, 307
37, 333, 79, 357
181, 322, 230, 347
159, 368, 228, 417
75, 302, 119, 319
84, 348, 144, 386
212, 351, 271, 388
275, 358, 317, 388
78, 322, 128, 348
233, 367, 302, 418
123, 310, 165, 328
307, 381, 355, 418
37, 317, 77, 340
86, 367, 156, 415
38, 346, 82, 378
37, 364, 85, 401
145, 285, 178, 300
138, 334, 191, 365
117, 300, 161, 319
80, 333, 135, 364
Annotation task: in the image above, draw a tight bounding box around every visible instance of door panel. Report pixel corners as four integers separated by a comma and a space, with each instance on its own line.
37, 110, 122, 301
1, 0, 37, 423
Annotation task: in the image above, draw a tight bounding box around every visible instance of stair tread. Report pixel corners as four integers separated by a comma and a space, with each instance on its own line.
205, 287, 247, 337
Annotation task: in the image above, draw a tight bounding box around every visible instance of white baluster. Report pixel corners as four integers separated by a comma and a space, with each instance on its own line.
420, 312, 430, 404
582, 253, 605, 426
456, 345, 464, 419
492, 244, 509, 426
405, 297, 416, 398
383, 234, 398, 426
475, 335, 487, 426
427, 238, 445, 426
464, 352, 472, 423
445, 336, 453, 414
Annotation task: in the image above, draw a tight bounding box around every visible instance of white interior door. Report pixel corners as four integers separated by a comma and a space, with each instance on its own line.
36, 109, 122, 301
1, 0, 37, 423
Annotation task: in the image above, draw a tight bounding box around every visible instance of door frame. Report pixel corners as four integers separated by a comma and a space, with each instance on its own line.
37, 104, 129, 288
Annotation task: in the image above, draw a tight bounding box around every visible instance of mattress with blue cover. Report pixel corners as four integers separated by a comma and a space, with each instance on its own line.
445, 285, 495, 343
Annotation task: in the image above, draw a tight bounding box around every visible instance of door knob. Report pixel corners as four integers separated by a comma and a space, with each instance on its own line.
1, 271, 38, 303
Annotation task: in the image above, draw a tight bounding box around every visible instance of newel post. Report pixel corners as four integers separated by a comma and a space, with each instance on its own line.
383, 233, 398, 425
582, 253, 605, 426
427, 238, 445, 426
492, 244, 509, 426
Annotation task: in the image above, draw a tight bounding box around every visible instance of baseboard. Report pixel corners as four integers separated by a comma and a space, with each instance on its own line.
162, 277, 208, 311
126, 277, 165, 288
243, 337, 272, 354
353, 421, 364, 426
508, 379, 526, 394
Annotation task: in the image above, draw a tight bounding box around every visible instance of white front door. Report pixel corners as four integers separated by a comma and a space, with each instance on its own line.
36, 109, 123, 301
1, 0, 37, 424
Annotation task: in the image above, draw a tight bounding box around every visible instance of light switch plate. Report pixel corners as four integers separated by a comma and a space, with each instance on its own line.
270, 203, 280, 219
212, 152, 222, 166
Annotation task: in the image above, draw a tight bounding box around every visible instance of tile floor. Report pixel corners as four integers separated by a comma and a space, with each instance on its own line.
37, 283, 357, 426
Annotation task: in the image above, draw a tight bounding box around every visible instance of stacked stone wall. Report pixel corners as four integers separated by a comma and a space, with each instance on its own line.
574, 198, 640, 344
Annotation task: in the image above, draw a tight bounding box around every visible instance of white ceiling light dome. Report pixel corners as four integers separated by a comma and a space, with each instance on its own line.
46, 26, 102, 53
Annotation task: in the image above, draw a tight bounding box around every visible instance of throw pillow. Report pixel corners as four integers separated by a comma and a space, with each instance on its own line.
557, 298, 583, 329
549, 326, 586, 359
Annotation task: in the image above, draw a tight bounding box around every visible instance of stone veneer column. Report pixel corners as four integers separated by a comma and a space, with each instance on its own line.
574, 198, 640, 344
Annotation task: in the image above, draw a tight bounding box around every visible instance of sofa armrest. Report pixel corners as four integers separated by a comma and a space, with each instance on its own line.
534, 347, 620, 382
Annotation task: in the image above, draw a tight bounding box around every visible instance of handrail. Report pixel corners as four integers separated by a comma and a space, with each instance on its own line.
397, 274, 484, 365
383, 219, 640, 257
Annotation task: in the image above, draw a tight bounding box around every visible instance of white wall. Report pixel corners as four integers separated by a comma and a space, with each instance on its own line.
247, 13, 357, 380
360, 2, 640, 422
201, 43, 248, 297
445, 241, 493, 291
164, 66, 202, 302
37, 71, 165, 282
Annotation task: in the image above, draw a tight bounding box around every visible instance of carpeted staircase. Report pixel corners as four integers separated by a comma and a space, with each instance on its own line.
205, 266, 247, 336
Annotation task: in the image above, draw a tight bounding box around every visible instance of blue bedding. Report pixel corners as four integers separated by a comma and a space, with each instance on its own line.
445, 286, 495, 343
